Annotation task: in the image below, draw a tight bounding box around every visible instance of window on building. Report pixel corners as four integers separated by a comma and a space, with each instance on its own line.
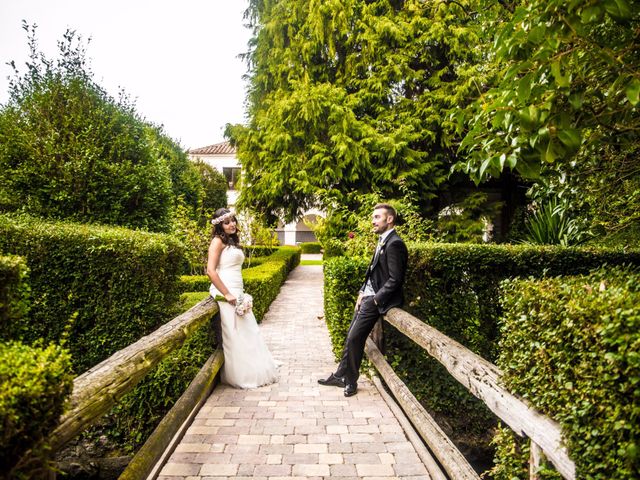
223, 167, 242, 190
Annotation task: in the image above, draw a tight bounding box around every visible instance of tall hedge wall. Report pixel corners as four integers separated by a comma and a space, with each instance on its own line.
323, 242, 640, 472
0, 255, 30, 341
0, 214, 185, 373
494, 266, 640, 479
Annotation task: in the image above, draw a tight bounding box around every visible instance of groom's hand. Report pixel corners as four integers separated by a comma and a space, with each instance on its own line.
355, 292, 364, 311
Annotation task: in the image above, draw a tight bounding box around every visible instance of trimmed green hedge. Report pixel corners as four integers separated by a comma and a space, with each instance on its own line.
323, 256, 369, 359
243, 246, 301, 322
0, 341, 73, 476
0, 255, 30, 341
494, 266, 640, 479
300, 242, 322, 254
177, 255, 270, 294
178, 275, 210, 294
0, 214, 185, 373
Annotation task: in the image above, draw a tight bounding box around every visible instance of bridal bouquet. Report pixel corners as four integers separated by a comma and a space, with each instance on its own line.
235, 293, 253, 316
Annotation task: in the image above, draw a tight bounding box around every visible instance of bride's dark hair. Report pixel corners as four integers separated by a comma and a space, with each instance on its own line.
211, 208, 241, 246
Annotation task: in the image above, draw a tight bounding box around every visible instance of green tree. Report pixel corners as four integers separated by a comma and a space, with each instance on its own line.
146, 125, 204, 219
0, 25, 173, 231
191, 159, 228, 224
458, 0, 640, 182
228, 0, 498, 222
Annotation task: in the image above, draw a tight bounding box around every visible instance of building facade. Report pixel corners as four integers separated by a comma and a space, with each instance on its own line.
188, 141, 321, 246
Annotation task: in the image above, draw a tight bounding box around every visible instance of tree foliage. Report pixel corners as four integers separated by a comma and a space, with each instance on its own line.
459, 0, 640, 182
229, 0, 496, 222
0, 24, 192, 232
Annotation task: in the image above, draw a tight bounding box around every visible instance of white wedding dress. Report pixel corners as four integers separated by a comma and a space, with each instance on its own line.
209, 246, 279, 388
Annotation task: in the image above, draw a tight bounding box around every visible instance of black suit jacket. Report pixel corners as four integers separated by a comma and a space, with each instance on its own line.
361, 230, 408, 314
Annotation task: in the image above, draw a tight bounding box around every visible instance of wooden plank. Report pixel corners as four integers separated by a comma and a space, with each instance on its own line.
119, 349, 224, 480
48, 297, 219, 452
370, 374, 448, 480
365, 339, 480, 480
384, 308, 576, 480
530, 441, 543, 480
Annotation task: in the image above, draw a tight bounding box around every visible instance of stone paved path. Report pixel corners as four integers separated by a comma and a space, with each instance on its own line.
157, 263, 430, 480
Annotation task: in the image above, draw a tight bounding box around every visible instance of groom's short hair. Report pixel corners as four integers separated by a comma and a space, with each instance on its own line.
374, 203, 398, 225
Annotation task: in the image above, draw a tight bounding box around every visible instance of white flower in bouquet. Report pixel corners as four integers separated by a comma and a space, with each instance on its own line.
235, 293, 253, 316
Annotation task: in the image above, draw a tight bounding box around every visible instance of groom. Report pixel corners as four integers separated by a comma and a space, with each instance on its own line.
319, 203, 408, 396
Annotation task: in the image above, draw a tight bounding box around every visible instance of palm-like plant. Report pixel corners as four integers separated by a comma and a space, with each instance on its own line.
523, 197, 591, 246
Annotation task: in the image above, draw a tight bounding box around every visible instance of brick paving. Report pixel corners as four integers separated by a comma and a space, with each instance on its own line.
157, 262, 431, 480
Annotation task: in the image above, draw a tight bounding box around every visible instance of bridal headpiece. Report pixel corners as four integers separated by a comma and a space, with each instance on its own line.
211, 210, 236, 226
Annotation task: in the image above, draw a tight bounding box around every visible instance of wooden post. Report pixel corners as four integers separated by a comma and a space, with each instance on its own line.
119, 349, 224, 480
530, 441, 543, 480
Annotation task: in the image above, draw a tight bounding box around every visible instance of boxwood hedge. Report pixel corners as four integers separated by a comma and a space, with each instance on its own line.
0, 214, 185, 373
494, 266, 640, 479
0, 255, 30, 341
0, 341, 73, 476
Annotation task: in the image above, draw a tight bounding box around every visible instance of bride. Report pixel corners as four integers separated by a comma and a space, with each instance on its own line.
206, 208, 279, 388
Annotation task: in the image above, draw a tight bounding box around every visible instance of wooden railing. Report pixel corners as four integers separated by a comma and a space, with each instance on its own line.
365, 308, 576, 480
43, 297, 221, 474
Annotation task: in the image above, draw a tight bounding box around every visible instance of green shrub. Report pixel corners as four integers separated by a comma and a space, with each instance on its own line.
300, 242, 322, 254
243, 246, 301, 321
177, 275, 210, 294
0, 28, 174, 232
495, 266, 640, 479
177, 291, 210, 310
0, 214, 185, 373
323, 256, 369, 358
0, 341, 73, 476
0, 255, 30, 341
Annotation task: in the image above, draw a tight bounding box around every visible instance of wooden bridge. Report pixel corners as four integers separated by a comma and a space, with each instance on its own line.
44, 260, 575, 480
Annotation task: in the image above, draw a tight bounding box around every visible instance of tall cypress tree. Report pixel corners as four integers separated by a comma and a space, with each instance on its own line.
229, 0, 495, 222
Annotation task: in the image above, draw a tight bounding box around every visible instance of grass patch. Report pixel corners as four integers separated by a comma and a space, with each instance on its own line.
300, 259, 323, 265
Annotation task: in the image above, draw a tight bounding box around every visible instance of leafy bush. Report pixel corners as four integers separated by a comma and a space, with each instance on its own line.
0, 341, 73, 476
496, 266, 640, 479
521, 196, 592, 246
323, 256, 369, 358
191, 160, 228, 224
243, 247, 301, 321
0, 214, 185, 373
0, 255, 30, 341
300, 242, 322, 254
0, 26, 174, 232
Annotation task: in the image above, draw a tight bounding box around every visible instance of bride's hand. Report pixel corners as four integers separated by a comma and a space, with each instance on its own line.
224, 292, 237, 306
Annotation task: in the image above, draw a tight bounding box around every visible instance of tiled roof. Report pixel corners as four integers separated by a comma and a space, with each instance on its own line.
188, 141, 236, 155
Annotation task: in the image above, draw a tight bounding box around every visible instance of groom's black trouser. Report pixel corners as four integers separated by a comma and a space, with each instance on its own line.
334, 296, 380, 385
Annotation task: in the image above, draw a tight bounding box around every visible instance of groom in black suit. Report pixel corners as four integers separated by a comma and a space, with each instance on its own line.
319, 203, 408, 396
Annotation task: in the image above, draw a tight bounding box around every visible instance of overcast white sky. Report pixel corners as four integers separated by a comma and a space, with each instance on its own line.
0, 0, 252, 150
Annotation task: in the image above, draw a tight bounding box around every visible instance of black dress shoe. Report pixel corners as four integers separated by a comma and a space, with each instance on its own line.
318, 373, 345, 387
344, 383, 357, 397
